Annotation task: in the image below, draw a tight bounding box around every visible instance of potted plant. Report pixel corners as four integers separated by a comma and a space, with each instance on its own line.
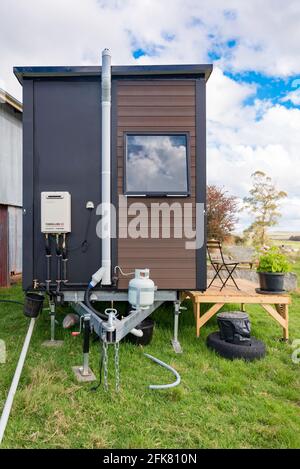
257, 246, 291, 292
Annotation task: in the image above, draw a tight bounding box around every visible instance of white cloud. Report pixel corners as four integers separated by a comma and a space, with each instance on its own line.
2, 0, 300, 98
281, 88, 300, 105
207, 68, 300, 230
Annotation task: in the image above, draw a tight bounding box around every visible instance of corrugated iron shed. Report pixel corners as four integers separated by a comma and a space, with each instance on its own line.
0, 88, 22, 285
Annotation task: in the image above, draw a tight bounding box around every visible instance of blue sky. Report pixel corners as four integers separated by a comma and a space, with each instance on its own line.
132, 47, 300, 111
1, 0, 300, 232
225, 72, 300, 110
133, 41, 300, 111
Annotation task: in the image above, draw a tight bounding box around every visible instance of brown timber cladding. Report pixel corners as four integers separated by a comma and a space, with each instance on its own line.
117, 80, 197, 290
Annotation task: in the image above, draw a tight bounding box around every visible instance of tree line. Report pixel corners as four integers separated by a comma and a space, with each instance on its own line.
207, 171, 287, 245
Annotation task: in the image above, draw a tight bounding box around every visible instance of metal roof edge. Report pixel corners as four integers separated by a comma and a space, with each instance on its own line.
0, 88, 22, 112
13, 64, 213, 86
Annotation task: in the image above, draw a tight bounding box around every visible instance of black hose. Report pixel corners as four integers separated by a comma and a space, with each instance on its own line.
62, 237, 68, 284
55, 235, 62, 293
0, 299, 24, 306
46, 255, 51, 281
84, 286, 107, 320
46, 255, 51, 292
62, 240, 67, 260
68, 210, 92, 253
55, 235, 62, 256
45, 235, 51, 255
45, 235, 52, 293
62, 258, 68, 284
57, 256, 62, 283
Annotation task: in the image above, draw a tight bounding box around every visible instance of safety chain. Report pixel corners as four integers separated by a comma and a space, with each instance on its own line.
101, 340, 120, 393
114, 342, 120, 393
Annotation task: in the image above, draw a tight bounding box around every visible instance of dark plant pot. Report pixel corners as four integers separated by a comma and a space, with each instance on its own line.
125, 318, 155, 346
258, 272, 285, 292
24, 292, 44, 318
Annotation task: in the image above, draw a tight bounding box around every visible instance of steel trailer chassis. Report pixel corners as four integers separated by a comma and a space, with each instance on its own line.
45, 290, 184, 387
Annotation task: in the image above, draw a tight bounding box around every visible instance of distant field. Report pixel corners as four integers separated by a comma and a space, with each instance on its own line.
269, 231, 300, 241
272, 240, 300, 248
268, 231, 300, 250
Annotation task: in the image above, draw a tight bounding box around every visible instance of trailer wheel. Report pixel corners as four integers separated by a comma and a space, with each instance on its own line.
207, 332, 266, 361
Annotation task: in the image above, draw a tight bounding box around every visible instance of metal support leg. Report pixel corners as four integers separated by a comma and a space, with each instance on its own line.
50, 312, 55, 341
171, 301, 183, 353
72, 315, 96, 382
42, 302, 64, 347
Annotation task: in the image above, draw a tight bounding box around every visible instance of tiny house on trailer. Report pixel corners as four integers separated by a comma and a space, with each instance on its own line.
14, 54, 212, 303
11, 51, 213, 382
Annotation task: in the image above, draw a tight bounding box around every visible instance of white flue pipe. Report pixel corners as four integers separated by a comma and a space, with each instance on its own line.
101, 48, 112, 285
0, 318, 36, 444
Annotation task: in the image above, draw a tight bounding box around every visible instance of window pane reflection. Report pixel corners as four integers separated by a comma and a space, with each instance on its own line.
125, 134, 189, 194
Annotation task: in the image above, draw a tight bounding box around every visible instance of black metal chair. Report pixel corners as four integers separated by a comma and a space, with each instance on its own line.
207, 239, 252, 291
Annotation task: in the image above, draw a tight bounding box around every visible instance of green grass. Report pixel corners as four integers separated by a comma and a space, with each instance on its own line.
0, 274, 300, 449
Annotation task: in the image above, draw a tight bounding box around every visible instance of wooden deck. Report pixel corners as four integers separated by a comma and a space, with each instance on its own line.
181, 279, 291, 339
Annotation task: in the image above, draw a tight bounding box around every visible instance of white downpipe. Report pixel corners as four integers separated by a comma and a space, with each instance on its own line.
0, 318, 36, 444
101, 48, 112, 285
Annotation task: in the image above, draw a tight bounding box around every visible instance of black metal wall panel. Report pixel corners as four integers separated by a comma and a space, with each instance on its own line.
30, 77, 102, 284
22, 79, 34, 289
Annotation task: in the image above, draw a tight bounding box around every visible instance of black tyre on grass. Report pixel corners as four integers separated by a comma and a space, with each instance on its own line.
207, 332, 266, 361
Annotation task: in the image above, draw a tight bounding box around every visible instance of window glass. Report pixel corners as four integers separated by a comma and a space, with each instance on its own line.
125, 134, 189, 195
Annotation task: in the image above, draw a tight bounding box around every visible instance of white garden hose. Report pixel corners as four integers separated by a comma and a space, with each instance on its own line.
144, 353, 181, 390
0, 318, 36, 444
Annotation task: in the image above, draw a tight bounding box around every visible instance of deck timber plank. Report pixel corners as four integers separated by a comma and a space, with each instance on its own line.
181, 279, 291, 339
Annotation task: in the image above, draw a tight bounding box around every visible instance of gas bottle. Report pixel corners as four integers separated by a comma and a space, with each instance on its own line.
128, 269, 156, 309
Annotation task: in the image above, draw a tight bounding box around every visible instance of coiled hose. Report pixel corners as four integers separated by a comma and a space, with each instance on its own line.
84, 286, 107, 321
